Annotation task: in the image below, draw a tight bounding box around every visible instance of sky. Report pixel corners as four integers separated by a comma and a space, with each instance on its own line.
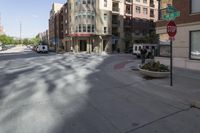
0, 0, 66, 38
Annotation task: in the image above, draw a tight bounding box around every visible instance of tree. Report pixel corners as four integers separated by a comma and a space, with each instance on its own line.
134, 31, 159, 44
23, 38, 29, 45
31, 36, 41, 45
0, 35, 15, 44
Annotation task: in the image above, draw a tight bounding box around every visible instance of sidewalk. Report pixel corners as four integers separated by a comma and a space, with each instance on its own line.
108, 59, 200, 107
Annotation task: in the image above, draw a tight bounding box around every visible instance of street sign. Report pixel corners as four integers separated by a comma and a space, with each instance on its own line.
167, 21, 177, 39
162, 11, 180, 21
161, 4, 180, 21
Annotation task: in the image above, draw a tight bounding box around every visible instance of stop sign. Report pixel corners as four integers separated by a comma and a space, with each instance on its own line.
167, 21, 177, 38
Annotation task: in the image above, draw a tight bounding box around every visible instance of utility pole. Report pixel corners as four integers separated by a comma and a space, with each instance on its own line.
20, 22, 22, 44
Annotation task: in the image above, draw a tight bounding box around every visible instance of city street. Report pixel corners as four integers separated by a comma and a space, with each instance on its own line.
0, 46, 200, 133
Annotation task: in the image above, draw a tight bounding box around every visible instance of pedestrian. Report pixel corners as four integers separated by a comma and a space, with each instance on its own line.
140, 47, 147, 64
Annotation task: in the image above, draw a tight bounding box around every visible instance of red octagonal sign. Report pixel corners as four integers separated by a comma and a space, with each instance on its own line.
167, 21, 177, 38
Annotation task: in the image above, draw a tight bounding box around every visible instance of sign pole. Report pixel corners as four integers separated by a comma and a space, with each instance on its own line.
170, 39, 173, 86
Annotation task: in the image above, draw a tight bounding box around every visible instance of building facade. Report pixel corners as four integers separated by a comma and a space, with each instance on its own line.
64, 0, 112, 53
48, 0, 158, 53
156, 0, 200, 71
112, 0, 158, 52
38, 30, 49, 45
49, 3, 64, 49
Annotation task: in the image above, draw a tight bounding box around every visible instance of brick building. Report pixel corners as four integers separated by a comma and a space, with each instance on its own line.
156, 0, 200, 71
48, 0, 158, 53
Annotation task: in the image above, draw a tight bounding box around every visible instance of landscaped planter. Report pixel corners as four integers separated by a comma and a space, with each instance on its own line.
138, 61, 170, 78
138, 67, 170, 78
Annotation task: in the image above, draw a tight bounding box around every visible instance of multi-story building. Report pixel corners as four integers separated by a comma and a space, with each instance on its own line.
61, 3, 69, 51
112, 0, 158, 52
38, 30, 49, 45
48, 0, 158, 53
49, 3, 63, 49
156, 0, 200, 71
64, 0, 112, 53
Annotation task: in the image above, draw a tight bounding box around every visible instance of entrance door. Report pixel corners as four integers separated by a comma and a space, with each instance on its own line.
80, 40, 87, 51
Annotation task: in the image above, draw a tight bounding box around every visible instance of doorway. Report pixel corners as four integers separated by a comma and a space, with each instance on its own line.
80, 40, 87, 51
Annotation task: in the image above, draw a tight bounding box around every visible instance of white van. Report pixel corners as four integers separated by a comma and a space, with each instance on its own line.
36, 44, 48, 53
133, 44, 158, 58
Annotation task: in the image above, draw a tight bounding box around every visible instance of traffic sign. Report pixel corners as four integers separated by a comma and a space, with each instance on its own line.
161, 4, 180, 21
162, 11, 180, 21
167, 21, 177, 38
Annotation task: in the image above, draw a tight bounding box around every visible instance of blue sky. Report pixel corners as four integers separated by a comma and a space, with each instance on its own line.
0, 0, 66, 38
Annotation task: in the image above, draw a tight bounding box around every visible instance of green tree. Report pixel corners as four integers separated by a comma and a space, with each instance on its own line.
23, 38, 29, 45
0, 35, 15, 44
31, 36, 41, 45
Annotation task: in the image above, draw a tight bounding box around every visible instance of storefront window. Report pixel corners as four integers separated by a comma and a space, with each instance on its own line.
190, 31, 200, 60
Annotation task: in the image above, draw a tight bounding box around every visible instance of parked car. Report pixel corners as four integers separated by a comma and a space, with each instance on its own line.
133, 44, 158, 58
36, 44, 48, 53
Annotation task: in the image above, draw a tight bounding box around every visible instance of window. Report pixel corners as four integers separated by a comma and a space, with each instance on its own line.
87, 25, 91, 32
190, 30, 200, 60
143, 0, 147, 4
143, 8, 148, 14
83, 24, 86, 32
87, 15, 91, 19
76, 26, 78, 32
104, 27, 107, 33
92, 0, 95, 5
92, 25, 95, 32
136, 6, 141, 13
87, 0, 91, 4
83, 0, 86, 4
104, 14, 108, 20
150, 9, 154, 17
92, 16, 95, 20
104, 0, 107, 7
136, 0, 140, 2
79, 24, 82, 32
191, 0, 200, 13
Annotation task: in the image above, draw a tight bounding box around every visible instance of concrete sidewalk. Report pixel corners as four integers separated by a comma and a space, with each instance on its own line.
111, 58, 200, 107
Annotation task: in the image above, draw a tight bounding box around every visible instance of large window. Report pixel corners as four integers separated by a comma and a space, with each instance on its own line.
87, 25, 91, 32
143, 8, 147, 14
190, 30, 200, 60
136, 6, 141, 14
191, 0, 200, 13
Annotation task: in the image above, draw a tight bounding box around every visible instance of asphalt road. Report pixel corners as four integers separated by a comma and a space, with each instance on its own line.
0, 47, 200, 133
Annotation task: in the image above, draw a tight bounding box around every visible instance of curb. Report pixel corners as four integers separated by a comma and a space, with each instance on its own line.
191, 101, 200, 109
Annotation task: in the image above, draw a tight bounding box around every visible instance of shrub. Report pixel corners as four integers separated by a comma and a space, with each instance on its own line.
140, 61, 169, 72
